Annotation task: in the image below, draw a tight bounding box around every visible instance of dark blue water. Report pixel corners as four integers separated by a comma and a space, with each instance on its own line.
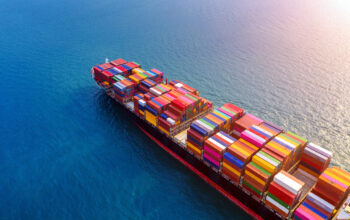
1, 0, 350, 219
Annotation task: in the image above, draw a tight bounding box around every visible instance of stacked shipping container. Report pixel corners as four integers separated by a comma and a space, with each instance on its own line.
242, 132, 302, 199
298, 143, 333, 178
266, 171, 305, 217
295, 167, 350, 219
186, 104, 243, 157
203, 132, 236, 170
232, 114, 263, 138
222, 138, 258, 183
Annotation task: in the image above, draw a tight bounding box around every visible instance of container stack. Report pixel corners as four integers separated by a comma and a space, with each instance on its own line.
109, 59, 138, 78
243, 160, 274, 199
284, 131, 308, 165
222, 138, 258, 183
232, 114, 263, 138
110, 59, 129, 77
169, 80, 199, 96
185, 103, 238, 157
112, 74, 126, 83
298, 143, 333, 178
110, 58, 127, 67
149, 68, 163, 83
285, 132, 308, 149
294, 167, 350, 220
213, 104, 244, 133
262, 133, 302, 171
138, 79, 157, 93
150, 84, 173, 97
240, 125, 274, 149
203, 132, 236, 170
125, 61, 141, 69
258, 121, 284, 137
112, 79, 137, 102
93, 63, 115, 85
119, 63, 134, 76
186, 113, 219, 157
243, 146, 285, 199
129, 69, 150, 84
145, 96, 172, 127
240, 128, 294, 199
133, 93, 144, 115
138, 99, 146, 117
157, 92, 183, 135
164, 94, 210, 125
265, 171, 305, 217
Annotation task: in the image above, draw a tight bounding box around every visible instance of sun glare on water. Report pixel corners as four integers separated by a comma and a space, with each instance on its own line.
332, 0, 350, 15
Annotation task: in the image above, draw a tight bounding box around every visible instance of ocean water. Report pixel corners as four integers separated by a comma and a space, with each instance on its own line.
1, 0, 350, 219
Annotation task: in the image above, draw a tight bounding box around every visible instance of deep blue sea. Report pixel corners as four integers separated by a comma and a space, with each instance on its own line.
1, 0, 350, 219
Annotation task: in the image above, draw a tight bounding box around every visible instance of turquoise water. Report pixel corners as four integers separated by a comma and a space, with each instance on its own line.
1, 0, 350, 219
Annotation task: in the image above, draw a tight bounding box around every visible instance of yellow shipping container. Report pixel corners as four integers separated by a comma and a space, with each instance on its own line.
145, 110, 158, 127
240, 139, 259, 151
326, 168, 350, 186
131, 68, 145, 75
187, 142, 201, 155
332, 167, 350, 184
252, 155, 276, 174
159, 126, 170, 136
222, 162, 241, 176
245, 170, 266, 185
129, 75, 140, 84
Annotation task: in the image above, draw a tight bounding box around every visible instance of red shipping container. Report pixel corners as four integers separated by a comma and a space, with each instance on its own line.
99, 63, 114, 70
301, 153, 325, 170
171, 99, 186, 111
125, 61, 140, 69
312, 185, 340, 206
164, 110, 181, 121
315, 175, 346, 201
101, 70, 114, 82
168, 105, 184, 116
268, 182, 296, 206
233, 114, 263, 133
158, 117, 171, 130
223, 103, 244, 117
110, 58, 127, 66
187, 128, 205, 144
115, 65, 127, 74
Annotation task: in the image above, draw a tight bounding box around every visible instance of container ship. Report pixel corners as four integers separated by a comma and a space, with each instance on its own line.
91, 58, 350, 220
